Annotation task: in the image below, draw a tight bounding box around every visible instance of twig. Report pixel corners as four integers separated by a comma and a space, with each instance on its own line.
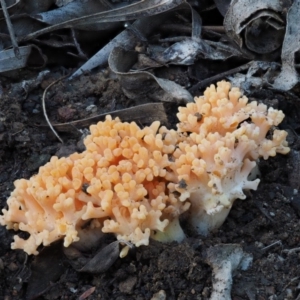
0, 0, 20, 58
201, 3, 216, 11
11, 128, 23, 136
160, 24, 192, 34
281, 277, 299, 293
42, 75, 69, 143
202, 26, 225, 33
254, 201, 275, 223
282, 247, 300, 255
37, 103, 167, 132
99, 0, 114, 9
158, 36, 188, 43
160, 24, 225, 34
70, 28, 88, 60
261, 240, 282, 251
167, 274, 176, 298
14, 252, 28, 282
188, 61, 253, 93
125, 23, 148, 42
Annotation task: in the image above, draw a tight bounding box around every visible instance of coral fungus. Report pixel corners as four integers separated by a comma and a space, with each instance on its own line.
0, 117, 188, 255
0, 81, 290, 255
168, 81, 289, 234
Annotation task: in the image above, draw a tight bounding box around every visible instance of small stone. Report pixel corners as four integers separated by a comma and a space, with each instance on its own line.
12, 122, 23, 131
15, 134, 30, 142
118, 276, 137, 294
202, 287, 210, 298
7, 262, 18, 272
26, 153, 51, 171
285, 288, 293, 299
86, 104, 97, 112
57, 106, 76, 121
22, 102, 35, 113
63, 246, 82, 260
151, 290, 166, 300
255, 241, 264, 248
265, 286, 275, 295
55, 144, 77, 158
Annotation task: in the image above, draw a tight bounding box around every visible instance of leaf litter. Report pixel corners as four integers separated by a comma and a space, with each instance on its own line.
1, 0, 300, 299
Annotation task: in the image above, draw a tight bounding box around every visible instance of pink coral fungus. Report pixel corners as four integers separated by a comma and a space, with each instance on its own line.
0, 81, 290, 255
168, 81, 289, 234
0, 116, 188, 255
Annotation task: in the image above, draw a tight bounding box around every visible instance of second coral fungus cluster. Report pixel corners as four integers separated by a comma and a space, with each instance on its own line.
0, 81, 290, 255
169, 81, 289, 234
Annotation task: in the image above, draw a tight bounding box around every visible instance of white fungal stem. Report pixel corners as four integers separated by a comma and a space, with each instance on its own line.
206, 244, 253, 300
151, 218, 185, 243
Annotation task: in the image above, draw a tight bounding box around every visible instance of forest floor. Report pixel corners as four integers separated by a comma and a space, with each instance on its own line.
0, 69, 300, 300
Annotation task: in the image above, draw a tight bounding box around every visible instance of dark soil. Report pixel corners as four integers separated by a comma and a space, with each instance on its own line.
1, 69, 300, 300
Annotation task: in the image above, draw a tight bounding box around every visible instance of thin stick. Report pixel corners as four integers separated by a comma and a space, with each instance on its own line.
202, 26, 225, 33
281, 277, 299, 294
71, 28, 88, 60
42, 75, 69, 144
261, 240, 282, 251
282, 247, 300, 255
188, 61, 253, 93
0, 0, 20, 58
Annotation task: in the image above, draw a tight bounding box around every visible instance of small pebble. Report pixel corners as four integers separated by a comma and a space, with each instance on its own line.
255, 242, 264, 248
86, 104, 97, 112
118, 276, 137, 294
57, 106, 76, 121
285, 288, 293, 299
55, 145, 77, 158
202, 287, 210, 298
26, 153, 51, 171
151, 290, 166, 300
7, 262, 18, 272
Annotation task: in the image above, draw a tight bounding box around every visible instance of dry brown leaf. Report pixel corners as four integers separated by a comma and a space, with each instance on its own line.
78, 287, 96, 300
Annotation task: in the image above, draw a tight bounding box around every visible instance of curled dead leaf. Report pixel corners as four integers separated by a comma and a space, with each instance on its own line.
109, 47, 193, 104
224, 0, 289, 59
272, 0, 300, 91
79, 241, 121, 273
